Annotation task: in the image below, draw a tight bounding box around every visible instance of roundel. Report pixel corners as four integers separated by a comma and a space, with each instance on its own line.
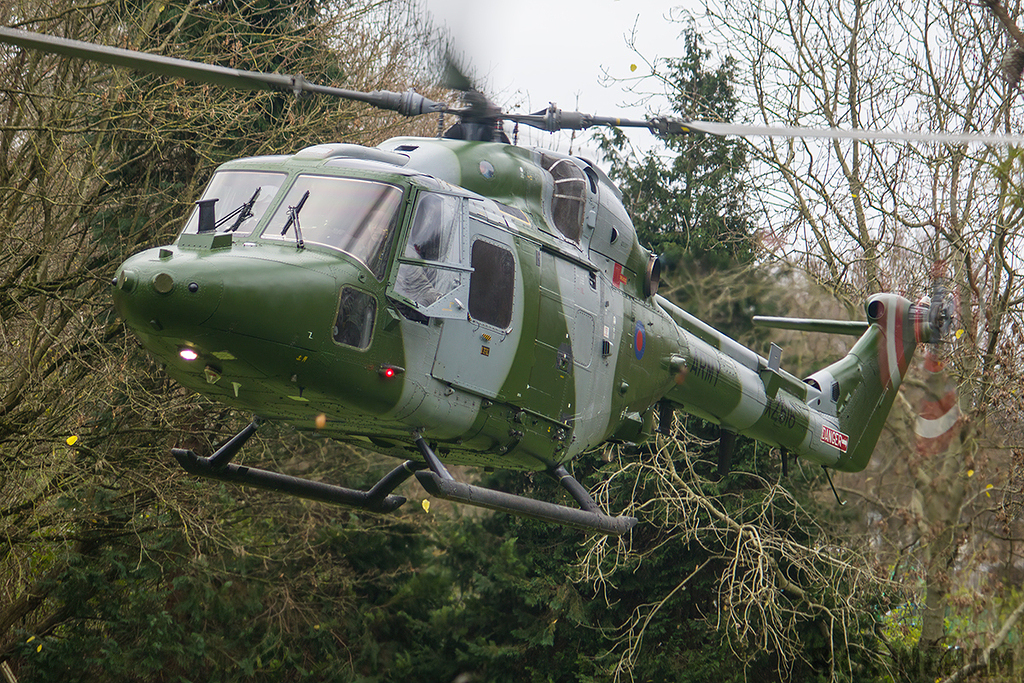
634, 321, 646, 360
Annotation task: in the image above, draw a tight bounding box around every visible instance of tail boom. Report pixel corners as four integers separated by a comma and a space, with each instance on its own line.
661, 293, 930, 473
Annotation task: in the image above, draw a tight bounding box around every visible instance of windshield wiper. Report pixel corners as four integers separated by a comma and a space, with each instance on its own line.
280, 190, 310, 248
215, 187, 261, 232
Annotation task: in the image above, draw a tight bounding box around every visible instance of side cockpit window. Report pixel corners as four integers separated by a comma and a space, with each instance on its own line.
333, 287, 376, 349
393, 192, 463, 309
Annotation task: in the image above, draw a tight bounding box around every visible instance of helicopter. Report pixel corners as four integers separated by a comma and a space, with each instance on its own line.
0, 26, 985, 536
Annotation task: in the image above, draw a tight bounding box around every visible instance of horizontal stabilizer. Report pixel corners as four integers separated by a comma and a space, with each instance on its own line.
752, 316, 869, 336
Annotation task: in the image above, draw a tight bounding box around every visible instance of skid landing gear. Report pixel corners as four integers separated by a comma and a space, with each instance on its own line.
413, 434, 637, 536
172, 421, 637, 535
172, 420, 421, 513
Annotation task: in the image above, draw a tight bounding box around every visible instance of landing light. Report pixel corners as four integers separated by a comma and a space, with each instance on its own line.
180, 348, 199, 361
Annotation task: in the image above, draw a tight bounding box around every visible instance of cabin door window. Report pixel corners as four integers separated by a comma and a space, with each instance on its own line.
468, 240, 515, 329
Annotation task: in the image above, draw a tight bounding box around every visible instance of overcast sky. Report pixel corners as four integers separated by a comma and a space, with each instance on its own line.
423, 0, 700, 161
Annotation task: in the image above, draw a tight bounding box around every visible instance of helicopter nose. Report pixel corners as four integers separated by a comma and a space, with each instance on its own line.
112, 248, 224, 335
113, 245, 342, 351
112, 243, 398, 419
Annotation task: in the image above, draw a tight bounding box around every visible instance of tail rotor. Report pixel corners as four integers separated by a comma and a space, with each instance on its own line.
927, 261, 957, 342
913, 259, 962, 457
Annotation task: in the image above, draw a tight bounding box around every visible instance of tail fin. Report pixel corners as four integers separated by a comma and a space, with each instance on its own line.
804, 294, 935, 472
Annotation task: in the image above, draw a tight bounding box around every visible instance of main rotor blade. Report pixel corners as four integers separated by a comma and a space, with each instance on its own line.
504, 107, 653, 132
505, 103, 1024, 146
440, 52, 475, 93
0, 27, 448, 117
672, 119, 1024, 146
8, 26, 1021, 145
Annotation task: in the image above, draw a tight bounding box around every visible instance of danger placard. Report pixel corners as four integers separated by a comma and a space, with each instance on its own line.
821, 425, 849, 452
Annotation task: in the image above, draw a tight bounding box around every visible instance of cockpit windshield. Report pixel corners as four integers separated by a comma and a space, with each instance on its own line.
262, 175, 403, 279
181, 170, 285, 236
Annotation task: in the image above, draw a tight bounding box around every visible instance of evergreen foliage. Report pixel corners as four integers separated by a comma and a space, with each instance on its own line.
595, 24, 756, 272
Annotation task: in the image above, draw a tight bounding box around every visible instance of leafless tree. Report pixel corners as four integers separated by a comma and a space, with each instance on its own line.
581, 421, 893, 681
705, 0, 1024, 658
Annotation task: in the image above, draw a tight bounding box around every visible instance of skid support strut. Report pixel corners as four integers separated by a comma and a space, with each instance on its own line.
172, 420, 422, 512
413, 434, 637, 536
172, 423, 638, 534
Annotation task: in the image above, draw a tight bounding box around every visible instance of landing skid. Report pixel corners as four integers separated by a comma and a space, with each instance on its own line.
413, 434, 637, 536
172, 420, 420, 513
171, 421, 637, 536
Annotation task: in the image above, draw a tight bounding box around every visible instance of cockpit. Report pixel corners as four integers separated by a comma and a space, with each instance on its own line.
261, 175, 402, 279
180, 171, 404, 280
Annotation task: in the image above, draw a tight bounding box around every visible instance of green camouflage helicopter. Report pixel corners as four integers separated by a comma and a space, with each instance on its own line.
1, 26, 983, 535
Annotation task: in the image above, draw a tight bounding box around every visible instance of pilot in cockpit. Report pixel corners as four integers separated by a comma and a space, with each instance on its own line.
397, 194, 445, 306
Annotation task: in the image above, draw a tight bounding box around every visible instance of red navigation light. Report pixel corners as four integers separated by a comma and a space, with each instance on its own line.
378, 364, 404, 379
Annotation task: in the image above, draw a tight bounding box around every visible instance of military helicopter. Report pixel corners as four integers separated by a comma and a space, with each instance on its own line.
0, 26, 985, 536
